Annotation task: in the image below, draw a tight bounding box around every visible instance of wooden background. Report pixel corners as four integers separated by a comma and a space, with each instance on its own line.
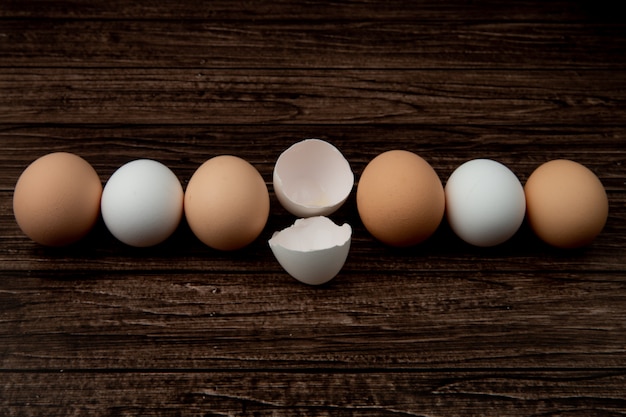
1, 1, 625, 415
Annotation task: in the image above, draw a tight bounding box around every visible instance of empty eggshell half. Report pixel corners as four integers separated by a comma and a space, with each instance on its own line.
269, 216, 352, 286
273, 139, 354, 217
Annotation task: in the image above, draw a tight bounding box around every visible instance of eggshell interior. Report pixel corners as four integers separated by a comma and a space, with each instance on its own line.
273, 139, 354, 217
269, 216, 352, 285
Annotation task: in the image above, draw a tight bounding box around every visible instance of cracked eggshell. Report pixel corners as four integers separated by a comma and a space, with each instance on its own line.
268, 216, 352, 286
273, 139, 354, 217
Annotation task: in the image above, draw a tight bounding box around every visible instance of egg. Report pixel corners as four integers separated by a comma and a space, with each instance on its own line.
445, 159, 526, 247
524, 159, 608, 248
356, 150, 445, 247
101, 159, 184, 247
185, 155, 270, 250
269, 216, 352, 285
273, 139, 354, 217
13, 152, 102, 246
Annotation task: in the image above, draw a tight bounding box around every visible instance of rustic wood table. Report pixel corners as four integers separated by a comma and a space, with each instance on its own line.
2, 1, 625, 415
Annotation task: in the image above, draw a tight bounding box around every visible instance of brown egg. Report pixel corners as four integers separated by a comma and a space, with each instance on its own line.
524, 159, 608, 249
13, 152, 103, 246
356, 150, 445, 247
184, 155, 270, 251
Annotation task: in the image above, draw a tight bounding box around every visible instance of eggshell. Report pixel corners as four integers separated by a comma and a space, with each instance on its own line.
445, 159, 526, 247
273, 139, 354, 217
13, 152, 102, 246
101, 159, 184, 247
185, 155, 270, 251
356, 150, 445, 247
524, 159, 608, 248
269, 216, 352, 285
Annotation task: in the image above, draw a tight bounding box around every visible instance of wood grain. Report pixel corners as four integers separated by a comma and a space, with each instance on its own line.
2, 20, 625, 69
0, 0, 615, 21
2, 69, 626, 125
3, 371, 625, 417
1, 125, 624, 190
2, 269, 626, 370
1, 0, 625, 415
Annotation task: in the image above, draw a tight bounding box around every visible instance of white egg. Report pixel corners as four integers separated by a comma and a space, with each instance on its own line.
101, 159, 184, 247
269, 216, 352, 285
273, 139, 354, 217
445, 159, 526, 247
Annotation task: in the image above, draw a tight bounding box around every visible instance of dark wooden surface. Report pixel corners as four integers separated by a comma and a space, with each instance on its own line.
1, 1, 626, 416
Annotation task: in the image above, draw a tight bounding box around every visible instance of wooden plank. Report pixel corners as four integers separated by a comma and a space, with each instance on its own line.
1, 125, 624, 191
2, 20, 625, 69
2, 69, 626, 125
0, 0, 610, 21
2, 270, 625, 370
2, 370, 626, 416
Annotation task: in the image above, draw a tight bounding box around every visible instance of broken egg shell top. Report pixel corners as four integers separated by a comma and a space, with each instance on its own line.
273, 139, 354, 217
